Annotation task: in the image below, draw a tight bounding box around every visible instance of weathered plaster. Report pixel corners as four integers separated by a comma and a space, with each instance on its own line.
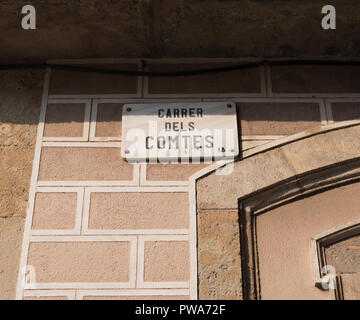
0, 69, 43, 299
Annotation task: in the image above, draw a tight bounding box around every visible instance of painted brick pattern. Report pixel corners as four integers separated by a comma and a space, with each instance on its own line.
16, 61, 360, 300
18, 68, 195, 299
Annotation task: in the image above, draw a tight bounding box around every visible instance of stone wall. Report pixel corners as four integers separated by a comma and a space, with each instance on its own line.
0, 68, 44, 299
1, 60, 360, 299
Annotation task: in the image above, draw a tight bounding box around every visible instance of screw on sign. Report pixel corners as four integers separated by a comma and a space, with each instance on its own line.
121, 102, 239, 162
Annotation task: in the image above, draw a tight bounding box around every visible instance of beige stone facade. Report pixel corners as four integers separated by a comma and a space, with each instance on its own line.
1, 60, 360, 300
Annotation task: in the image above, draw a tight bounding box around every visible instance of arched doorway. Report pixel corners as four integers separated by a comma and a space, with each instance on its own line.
195, 123, 360, 299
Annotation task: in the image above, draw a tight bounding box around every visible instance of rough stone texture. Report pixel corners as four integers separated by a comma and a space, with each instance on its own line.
280, 127, 360, 173
197, 210, 242, 300
1, 1, 360, 59
0, 69, 43, 217
0, 147, 39, 217
325, 235, 360, 273
198, 149, 296, 210
197, 125, 360, 210
0, 216, 25, 299
0, 69, 43, 299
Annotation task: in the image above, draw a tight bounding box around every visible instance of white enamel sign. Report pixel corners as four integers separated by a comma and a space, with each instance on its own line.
121, 102, 239, 162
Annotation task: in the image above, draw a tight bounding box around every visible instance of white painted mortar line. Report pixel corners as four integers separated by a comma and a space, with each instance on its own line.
42, 141, 122, 147
188, 176, 198, 300
82, 229, 190, 235
82, 186, 189, 193
89, 99, 98, 141
325, 100, 334, 124
76, 288, 190, 300
23, 289, 76, 300
16, 67, 51, 300
48, 94, 141, 99
28, 282, 135, 290
37, 181, 139, 187
259, 65, 267, 97
265, 65, 272, 97
319, 99, 328, 127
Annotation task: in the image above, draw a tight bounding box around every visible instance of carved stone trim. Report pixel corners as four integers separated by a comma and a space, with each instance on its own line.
239, 164, 360, 299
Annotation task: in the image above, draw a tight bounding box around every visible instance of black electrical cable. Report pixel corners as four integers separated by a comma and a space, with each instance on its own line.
49, 61, 259, 76
1, 59, 360, 76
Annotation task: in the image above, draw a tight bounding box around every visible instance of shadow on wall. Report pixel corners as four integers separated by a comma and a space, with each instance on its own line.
0, 68, 44, 126
1, 1, 360, 59
3, 63, 360, 126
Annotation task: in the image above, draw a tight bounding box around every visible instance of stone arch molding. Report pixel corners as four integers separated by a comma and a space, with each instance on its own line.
194, 122, 360, 300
